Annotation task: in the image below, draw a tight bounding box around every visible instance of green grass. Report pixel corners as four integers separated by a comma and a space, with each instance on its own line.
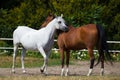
0, 56, 62, 68
0, 75, 120, 80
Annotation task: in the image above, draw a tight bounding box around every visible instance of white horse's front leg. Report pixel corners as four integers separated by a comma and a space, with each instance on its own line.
44, 50, 51, 75
41, 57, 48, 75
21, 47, 26, 73
38, 47, 48, 75
12, 45, 18, 73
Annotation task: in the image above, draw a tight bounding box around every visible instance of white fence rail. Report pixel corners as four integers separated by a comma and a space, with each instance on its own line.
0, 38, 120, 53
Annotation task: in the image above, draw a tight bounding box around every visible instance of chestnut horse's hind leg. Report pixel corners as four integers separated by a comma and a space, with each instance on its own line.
97, 49, 104, 76
87, 48, 95, 76
100, 50, 104, 76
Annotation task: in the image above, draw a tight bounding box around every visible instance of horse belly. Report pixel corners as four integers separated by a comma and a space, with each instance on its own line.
21, 41, 37, 50
20, 35, 38, 50
66, 43, 86, 50
75, 44, 86, 50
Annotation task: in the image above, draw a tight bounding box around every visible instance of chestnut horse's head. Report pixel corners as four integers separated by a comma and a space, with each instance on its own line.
41, 13, 55, 28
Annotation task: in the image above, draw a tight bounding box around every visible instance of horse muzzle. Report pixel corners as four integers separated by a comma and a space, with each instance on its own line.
64, 27, 69, 32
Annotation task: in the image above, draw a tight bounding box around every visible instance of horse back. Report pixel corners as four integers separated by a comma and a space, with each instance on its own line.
78, 24, 98, 47
13, 26, 37, 44
57, 28, 85, 50
57, 24, 98, 50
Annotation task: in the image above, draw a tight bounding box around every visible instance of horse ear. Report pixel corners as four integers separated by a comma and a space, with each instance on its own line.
48, 12, 53, 16
55, 13, 57, 18
61, 14, 63, 18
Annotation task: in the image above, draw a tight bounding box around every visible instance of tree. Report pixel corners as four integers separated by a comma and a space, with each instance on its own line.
0, 0, 120, 53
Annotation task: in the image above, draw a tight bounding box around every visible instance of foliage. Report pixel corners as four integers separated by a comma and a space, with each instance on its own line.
0, 0, 120, 38
0, 0, 120, 57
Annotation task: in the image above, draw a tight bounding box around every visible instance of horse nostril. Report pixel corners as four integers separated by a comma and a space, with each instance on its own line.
66, 24, 69, 26
65, 27, 69, 32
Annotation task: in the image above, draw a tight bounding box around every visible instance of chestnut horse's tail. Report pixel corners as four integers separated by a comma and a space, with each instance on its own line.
95, 24, 113, 66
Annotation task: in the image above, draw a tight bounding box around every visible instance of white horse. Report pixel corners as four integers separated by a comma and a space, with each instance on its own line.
12, 14, 68, 75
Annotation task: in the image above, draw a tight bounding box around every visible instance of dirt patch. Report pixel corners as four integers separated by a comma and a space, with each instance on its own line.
0, 61, 120, 76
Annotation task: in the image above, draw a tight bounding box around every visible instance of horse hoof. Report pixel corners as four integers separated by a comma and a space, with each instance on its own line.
11, 70, 15, 73
87, 74, 90, 76
40, 69, 44, 73
100, 68, 104, 76
100, 72, 104, 76
87, 73, 91, 76
65, 70, 69, 76
65, 73, 69, 76
61, 72, 64, 76
22, 70, 26, 73
45, 73, 48, 76
65, 74, 68, 76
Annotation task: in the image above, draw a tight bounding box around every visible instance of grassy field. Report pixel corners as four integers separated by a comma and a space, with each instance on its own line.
0, 56, 120, 80
0, 56, 62, 68
0, 75, 120, 80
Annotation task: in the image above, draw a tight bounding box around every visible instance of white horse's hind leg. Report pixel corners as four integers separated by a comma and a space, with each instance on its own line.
12, 44, 18, 73
21, 47, 26, 73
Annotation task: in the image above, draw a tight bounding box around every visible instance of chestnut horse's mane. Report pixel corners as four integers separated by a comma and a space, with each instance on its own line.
41, 13, 55, 28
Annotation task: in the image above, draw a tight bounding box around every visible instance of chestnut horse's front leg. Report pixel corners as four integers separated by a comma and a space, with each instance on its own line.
65, 50, 70, 76
59, 48, 65, 76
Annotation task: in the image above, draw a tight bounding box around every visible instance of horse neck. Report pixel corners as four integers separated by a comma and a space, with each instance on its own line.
44, 19, 57, 38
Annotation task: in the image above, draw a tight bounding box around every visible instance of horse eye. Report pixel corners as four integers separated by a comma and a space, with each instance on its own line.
58, 21, 61, 24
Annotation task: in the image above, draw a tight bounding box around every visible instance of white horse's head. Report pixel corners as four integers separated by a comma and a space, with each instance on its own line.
55, 14, 68, 32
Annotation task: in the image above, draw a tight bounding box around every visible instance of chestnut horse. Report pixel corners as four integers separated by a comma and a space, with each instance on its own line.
57, 24, 113, 76
41, 14, 112, 76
